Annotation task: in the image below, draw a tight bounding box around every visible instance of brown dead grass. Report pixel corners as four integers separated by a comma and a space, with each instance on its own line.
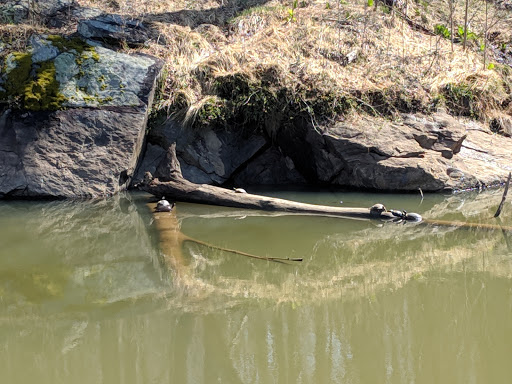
129, 0, 511, 120
3, 0, 512, 120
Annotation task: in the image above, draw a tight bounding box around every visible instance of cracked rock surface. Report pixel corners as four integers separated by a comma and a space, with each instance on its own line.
136, 110, 512, 192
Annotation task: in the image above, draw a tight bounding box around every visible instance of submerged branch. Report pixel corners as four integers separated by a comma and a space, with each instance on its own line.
149, 202, 301, 270
182, 238, 302, 263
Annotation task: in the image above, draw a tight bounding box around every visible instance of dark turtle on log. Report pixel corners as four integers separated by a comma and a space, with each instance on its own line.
389, 209, 405, 219
388, 209, 423, 223
370, 203, 387, 217
405, 212, 422, 222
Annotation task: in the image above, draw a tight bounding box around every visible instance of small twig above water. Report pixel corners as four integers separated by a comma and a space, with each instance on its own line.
494, 172, 511, 218
418, 187, 424, 205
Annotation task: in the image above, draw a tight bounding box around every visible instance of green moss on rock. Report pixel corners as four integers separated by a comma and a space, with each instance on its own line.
3, 52, 65, 111
24, 61, 66, 111
4, 52, 32, 96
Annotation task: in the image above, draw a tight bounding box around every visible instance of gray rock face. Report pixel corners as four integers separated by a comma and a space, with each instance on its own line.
302, 112, 511, 191
137, 120, 268, 185
137, 109, 512, 193
0, 37, 163, 199
403, 112, 467, 159
232, 147, 306, 185
0, 108, 148, 198
132, 143, 167, 185
177, 127, 267, 185
29, 35, 61, 63
78, 14, 153, 46
33, 0, 73, 17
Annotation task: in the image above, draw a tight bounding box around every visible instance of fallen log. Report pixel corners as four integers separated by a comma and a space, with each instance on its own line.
138, 145, 407, 221
138, 144, 512, 233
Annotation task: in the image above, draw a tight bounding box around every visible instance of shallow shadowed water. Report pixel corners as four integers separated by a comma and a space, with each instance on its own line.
1, 189, 512, 383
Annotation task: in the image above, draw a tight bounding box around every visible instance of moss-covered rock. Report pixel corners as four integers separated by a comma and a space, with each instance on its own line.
1, 34, 161, 111
2, 51, 65, 111
3, 52, 32, 96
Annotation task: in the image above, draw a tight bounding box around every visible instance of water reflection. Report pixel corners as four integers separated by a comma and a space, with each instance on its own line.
0, 190, 512, 383
0, 194, 166, 315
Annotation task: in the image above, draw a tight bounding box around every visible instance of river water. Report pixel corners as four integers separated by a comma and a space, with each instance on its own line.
1, 189, 512, 383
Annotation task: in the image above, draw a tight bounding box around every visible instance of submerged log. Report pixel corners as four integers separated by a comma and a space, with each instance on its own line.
149, 202, 302, 267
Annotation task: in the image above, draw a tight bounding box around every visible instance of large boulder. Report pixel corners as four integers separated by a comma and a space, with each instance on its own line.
0, 35, 163, 198
284, 111, 510, 192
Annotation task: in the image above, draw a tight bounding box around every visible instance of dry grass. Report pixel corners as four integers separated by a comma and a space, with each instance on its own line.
3, 0, 512, 121
129, 0, 511, 120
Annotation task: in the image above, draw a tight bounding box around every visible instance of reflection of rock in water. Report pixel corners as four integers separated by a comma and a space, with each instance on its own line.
0, 193, 167, 316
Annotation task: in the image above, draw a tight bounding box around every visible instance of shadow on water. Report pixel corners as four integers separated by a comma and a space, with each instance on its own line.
0, 193, 170, 321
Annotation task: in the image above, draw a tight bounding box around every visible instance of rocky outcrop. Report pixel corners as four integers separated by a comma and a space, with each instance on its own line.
0, 35, 163, 198
134, 118, 308, 186
0, 0, 73, 24
77, 14, 157, 47
137, 110, 512, 192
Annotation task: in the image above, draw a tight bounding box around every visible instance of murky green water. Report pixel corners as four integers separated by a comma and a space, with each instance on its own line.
1, 189, 512, 383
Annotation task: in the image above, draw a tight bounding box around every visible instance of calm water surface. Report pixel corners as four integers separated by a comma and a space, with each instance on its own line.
1, 189, 512, 383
